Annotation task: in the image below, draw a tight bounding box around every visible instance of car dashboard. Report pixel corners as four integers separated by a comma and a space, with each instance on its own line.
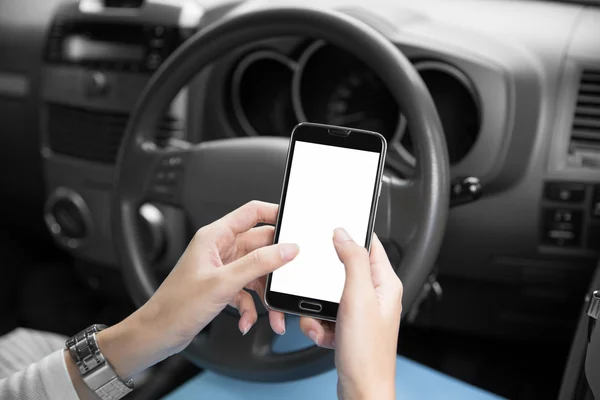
0, 0, 599, 342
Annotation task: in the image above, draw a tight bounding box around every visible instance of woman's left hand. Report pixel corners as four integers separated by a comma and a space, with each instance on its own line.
96, 201, 297, 379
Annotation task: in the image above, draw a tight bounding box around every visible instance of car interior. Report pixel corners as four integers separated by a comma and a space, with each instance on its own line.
0, 0, 599, 399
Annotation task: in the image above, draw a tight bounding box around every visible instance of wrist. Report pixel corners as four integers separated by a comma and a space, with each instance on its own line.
338, 378, 395, 400
64, 350, 98, 400
96, 312, 170, 379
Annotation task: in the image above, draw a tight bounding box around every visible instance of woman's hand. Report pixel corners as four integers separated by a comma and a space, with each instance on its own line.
300, 228, 403, 400
95, 201, 298, 379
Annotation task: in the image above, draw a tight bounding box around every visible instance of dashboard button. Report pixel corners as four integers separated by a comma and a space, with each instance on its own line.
146, 53, 162, 70
160, 156, 182, 167
542, 208, 583, 247
154, 26, 165, 37
150, 38, 165, 48
166, 171, 177, 181
544, 182, 585, 203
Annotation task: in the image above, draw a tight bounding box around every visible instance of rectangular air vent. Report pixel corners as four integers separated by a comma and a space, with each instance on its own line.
47, 104, 128, 164
568, 69, 600, 168
47, 104, 182, 164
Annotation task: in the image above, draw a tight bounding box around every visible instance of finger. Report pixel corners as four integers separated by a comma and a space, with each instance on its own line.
268, 309, 286, 335
236, 225, 275, 256
369, 234, 396, 289
333, 228, 372, 291
217, 201, 279, 236
247, 277, 286, 335
225, 243, 299, 289
299, 317, 335, 349
229, 290, 258, 335
370, 234, 404, 309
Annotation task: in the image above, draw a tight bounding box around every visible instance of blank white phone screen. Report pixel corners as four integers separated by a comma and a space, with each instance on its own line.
271, 140, 381, 304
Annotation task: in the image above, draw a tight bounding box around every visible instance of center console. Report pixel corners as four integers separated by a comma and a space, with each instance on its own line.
40, 0, 202, 270
543, 21, 600, 257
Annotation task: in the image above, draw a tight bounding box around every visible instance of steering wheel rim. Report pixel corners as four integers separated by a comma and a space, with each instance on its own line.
113, 6, 449, 382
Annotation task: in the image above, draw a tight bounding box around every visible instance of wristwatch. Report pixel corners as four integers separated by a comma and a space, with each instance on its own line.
65, 324, 134, 400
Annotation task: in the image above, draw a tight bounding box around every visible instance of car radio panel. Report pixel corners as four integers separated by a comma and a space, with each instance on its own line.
45, 20, 186, 73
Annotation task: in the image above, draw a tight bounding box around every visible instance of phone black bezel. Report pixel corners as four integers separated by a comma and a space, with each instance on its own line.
264, 122, 387, 322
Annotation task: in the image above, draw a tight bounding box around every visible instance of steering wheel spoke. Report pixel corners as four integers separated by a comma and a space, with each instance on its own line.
376, 174, 425, 248
179, 137, 290, 229
374, 173, 426, 275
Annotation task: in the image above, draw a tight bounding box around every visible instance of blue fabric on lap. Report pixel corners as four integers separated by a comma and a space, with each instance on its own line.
163, 317, 504, 400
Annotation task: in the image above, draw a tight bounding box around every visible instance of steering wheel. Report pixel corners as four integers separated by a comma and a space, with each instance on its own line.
113, 6, 449, 382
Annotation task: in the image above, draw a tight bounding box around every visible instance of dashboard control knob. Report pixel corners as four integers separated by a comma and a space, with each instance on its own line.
53, 200, 86, 239
138, 203, 166, 262
44, 187, 92, 249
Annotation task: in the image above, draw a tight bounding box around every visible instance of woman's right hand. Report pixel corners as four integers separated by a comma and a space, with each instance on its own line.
300, 228, 403, 400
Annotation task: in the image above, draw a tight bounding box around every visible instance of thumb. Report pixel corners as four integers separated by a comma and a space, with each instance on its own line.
225, 243, 299, 289
333, 228, 372, 291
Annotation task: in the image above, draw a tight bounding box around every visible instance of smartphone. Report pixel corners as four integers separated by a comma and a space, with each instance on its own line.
264, 122, 387, 321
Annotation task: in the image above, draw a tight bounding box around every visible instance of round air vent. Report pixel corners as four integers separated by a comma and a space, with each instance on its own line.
44, 187, 92, 249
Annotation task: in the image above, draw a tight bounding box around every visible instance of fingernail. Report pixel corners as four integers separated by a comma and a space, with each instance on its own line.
279, 319, 286, 336
308, 330, 319, 346
242, 323, 252, 336
333, 228, 351, 243
280, 243, 300, 262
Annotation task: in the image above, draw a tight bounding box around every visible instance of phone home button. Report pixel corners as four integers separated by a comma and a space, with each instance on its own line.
299, 300, 323, 313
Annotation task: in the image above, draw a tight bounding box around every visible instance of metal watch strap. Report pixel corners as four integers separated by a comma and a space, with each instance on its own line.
66, 324, 134, 400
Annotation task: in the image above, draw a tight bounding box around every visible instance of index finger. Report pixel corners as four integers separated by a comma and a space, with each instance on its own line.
369, 233, 396, 288
217, 201, 279, 235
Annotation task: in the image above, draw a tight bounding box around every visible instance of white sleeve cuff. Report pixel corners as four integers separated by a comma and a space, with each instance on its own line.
40, 350, 80, 400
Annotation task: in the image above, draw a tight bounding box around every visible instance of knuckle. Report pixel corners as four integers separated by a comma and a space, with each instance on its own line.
234, 292, 243, 310
247, 199, 262, 209
251, 249, 263, 267
194, 225, 210, 241
248, 308, 258, 323
245, 200, 262, 216
393, 277, 404, 298
397, 277, 404, 293
242, 200, 261, 222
